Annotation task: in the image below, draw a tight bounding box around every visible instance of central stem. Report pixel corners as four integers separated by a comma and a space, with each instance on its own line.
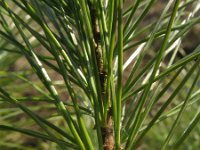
88, 2, 114, 150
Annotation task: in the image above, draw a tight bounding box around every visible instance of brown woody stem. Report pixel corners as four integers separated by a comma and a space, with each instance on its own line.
88, 2, 114, 150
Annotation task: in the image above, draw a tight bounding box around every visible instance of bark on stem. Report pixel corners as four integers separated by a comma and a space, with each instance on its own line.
102, 107, 114, 150
88, 2, 114, 150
